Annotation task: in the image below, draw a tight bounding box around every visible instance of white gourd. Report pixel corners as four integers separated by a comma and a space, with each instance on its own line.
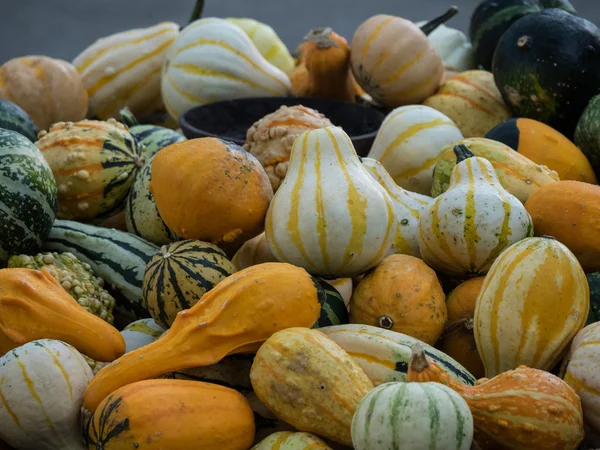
120, 318, 166, 353
415, 22, 475, 72
232, 232, 277, 271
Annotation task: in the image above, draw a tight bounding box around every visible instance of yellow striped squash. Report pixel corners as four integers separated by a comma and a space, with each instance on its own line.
362, 157, 432, 257
72, 22, 179, 121
475, 237, 589, 378
418, 145, 533, 277
252, 432, 333, 449
366, 105, 464, 195
265, 126, 395, 278
161, 18, 291, 121
0, 339, 93, 450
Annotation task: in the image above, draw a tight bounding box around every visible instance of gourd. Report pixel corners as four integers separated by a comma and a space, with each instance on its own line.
423, 70, 511, 138
252, 432, 333, 450
120, 318, 165, 353
0, 56, 88, 131
408, 344, 585, 450
83, 262, 323, 411
414, 22, 475, 72
143, 239, 237, 328
474, 237, 589, 377
366, 105, 463, 195
250, 327, 374, 446
161, 17, 291, 121
587, 273, 600, 325
349, 254, 447, 345
419, 145, 533, 277
232, 232, 277, 270
0, 339, 93, 450
351, 381, 474, 450
362, 157, 432, 255
313, 278, 349, 328
84, 379, 255, 450
36, 119, 144, 221
575, 94, 600, 180
0, 268, 125, 362
245, 391, 297, 444
265, 126, 395, 278
0, 99, 38, 142
329, 277, 353, 309
72, 22, 179, 120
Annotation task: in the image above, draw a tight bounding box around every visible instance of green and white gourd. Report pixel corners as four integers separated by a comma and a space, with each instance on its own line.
0, 99, 39, 142
415, 22, 475, 72
312, 278, 349, 328
120, 318, 166, 353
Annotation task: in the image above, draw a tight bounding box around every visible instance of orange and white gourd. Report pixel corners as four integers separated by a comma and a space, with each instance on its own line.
366, 105, 464, 195
418, 145, 533, 276
161, 18, 291, 120
265, 126, 395, 278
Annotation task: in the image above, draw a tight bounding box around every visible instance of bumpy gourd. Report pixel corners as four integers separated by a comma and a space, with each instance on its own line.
265, 126, 395, 278
418, 145, 533, 276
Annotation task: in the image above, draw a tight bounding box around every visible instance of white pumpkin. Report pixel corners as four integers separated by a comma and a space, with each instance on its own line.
120, 318, 166, 353
0, 339, 93, 450
367, 105, 464, 195
161, 18, 291, 120
415, 22, 475, 72
231, 232, 277, 270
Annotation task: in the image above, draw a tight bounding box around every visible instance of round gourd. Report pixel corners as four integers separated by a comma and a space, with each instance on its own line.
313, 278, 349, 328
414, 22, 475, 72
329, 277, 353, 310
253, 432, 333, 450
232, 232, 277, 270
351, 381, 474, 450
350, 254, 447, 345
0, 56, 88, 131
0, 99, 38, 142
575, 94, 600, 180
120, 318, 166, 353
143, 239, 237, 328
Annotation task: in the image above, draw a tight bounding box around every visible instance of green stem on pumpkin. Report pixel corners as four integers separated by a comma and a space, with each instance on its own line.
188, 0, 205, 24
420, 6, 459, 36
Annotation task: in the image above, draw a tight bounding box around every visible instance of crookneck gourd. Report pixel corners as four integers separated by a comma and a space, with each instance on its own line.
265, 126, 395, 278
83, 262, 322, 412
418, 144, 533, 277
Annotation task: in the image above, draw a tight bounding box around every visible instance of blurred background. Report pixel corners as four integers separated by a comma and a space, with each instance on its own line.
1, 0, 598, 62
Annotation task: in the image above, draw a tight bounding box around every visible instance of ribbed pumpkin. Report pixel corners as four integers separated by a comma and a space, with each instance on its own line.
252, 432, 333, 450
366, 105, 464, 195
0, 99, 39, 142
143, 239, 237, 328
0, 339, 93, 450
232, 232, 277, 270
250, 327, 374, 446
120, 318, 165, 353
312, 278, 349, 328
36, 119, 143, 220
474, 237, 589, 378
84, 379, 255, 450
265, 126, 394, 278
161, 17, 291, 121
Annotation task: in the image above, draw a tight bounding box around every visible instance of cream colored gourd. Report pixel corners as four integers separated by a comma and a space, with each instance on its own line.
161, 18, 291, 120
414, 22, 475, 72
72, 22, 179, 120
252, 432, 333, 450
265, 126, 395, 278
232, 232, 277, 270
362, 157, 432, 257
120, 318, 166, 353
366, 105, 464, 195
0, 339, 93, 450
418, 145, 533, 276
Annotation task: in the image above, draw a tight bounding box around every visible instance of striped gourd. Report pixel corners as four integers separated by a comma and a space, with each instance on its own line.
366, 105, 464, 195
36, 119, 144, 221
329, 277, 353, 309
72, 22, 179, 120
313, 278, 349, 328
265, 126, 395, 278
143, 240, 237, 328
351, 382, 474, 450
0, 129, 57, 262
475, 237, 589, 377
319, 324, 476, 386
253, 432, 333, 450
0, 99, 38, 142
161, 17, 291, 121
0, 339, 93, 450
43, 220, 159, 320
362, 157, 432, 256
418, 145, 533, 277
120, 318, 166, 353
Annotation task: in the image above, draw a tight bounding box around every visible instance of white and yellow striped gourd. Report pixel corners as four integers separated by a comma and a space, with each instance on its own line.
72, 22, 179, 120
120, 318, 166, 353
265, 126, 395, 278
161, 18, 291, 121
0, 339, 93, 450
475, 237, 589, 378
418, 145, 533, 277
252, 432, 333, 449
366, 105, 464, 195
362, 157, 432, 257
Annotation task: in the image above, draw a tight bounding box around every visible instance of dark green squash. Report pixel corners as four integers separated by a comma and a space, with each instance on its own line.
312, 278, 349, 328
585, 272, 600, 325
0, 100, 39, 143
575, 94, 600, 179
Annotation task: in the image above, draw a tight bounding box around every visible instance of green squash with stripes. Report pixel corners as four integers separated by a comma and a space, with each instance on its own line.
0, 100, 39, 142
143, 239, 237, 328
0, 129, 57, 262
312, 278, 349, 328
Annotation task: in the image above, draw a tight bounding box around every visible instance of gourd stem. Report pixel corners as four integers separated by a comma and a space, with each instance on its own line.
409, 342, 431, 372
541, 235, 557, 240
188, 0, 205, 24
119, 107, 140, 127
439, 318, 473, 340
303, 27, 338, 49
454, 144, 475, 163
420, 6, 459, 36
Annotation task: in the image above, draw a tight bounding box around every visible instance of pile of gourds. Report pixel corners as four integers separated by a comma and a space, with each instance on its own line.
2, 0, 600, 449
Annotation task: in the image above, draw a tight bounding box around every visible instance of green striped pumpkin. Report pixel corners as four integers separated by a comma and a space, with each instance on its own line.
0, 128, 57, 262
0, 99, 38, 142
313, 278, 349, 328
143, 240, 237, 328
351, 381, 474, 450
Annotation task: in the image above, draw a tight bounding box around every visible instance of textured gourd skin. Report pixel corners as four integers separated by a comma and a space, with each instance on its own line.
250, 327, 374, 446
0, 268, 125, 362
83, 263, 322, 411
252, 432, 333, 449
85, 379, 254, 450
474, 237, 589, 377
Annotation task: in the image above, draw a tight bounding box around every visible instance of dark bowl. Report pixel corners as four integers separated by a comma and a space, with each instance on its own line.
179, 96, 386, 157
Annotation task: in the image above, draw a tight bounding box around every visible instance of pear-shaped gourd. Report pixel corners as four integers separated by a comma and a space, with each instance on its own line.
362, 157, 432, 257
418, 145, 533, 276
265, 126, 395, 278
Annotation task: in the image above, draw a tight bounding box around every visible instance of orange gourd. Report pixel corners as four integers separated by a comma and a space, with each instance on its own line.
83, 262, 322, 412
0, 268, 124, 362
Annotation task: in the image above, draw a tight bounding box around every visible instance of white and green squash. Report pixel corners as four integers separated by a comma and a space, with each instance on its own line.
414, 22, 475, 73
252, 431, 333, 449
0, 99, 39, 142
312, 278, 349, 328
120, 318, 166, 353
